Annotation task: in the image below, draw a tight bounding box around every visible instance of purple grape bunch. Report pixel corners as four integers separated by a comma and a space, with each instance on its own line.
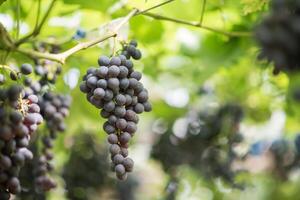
79, 40, 152, 180
0, 85, 43, 199
34, 92, 71, 191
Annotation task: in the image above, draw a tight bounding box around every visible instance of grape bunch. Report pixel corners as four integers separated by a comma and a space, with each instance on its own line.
33, 92, 71, 191
121, 40, 142, 60
255, 0, 300, 74
0, 85, 42, 199
79, 40, 151, 180
20, 58, 71, 192
151, 104, 244, 188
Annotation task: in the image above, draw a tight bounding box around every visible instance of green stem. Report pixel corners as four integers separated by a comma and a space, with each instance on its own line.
136, 0, 175, 15
16, 0, 20, 39
15, 0, 57, 46
199, 0, 206, 25
0, 64, 18, 75
34, 0, 41, 30
142, 12, 252, 37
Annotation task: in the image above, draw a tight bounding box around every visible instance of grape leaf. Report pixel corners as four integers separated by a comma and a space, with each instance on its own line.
241, 0, 269, 15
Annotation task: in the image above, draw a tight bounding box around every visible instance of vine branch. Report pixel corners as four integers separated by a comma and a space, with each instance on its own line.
136, 0, 175, 15
142, 12, 252, 37
2, 0, 251, 66
16, 9, 139, 64
15, 0, 57, 46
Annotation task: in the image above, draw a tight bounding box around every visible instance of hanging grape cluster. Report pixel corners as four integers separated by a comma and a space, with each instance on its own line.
12, 43, 72, 192
0, 84, 43, 198
255, 0, 300, 74
151, 104, 244, 188
80, 40, 151, 180
35, 92, 71, 191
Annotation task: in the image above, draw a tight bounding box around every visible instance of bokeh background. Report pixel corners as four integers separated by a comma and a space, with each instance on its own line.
2, 0, 300, 199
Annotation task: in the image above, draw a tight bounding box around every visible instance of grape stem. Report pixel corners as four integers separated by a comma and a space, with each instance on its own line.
141, 12, 252, 37
199, 0, 206, 25
0, 64, 18, 76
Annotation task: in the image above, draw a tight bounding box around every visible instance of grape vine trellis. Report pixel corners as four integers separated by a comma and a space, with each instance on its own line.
0, 0, 252, 65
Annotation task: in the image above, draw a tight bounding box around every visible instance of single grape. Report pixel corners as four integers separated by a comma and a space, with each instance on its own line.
129, 40, 138, 47
120, 148, 129, 157
132, 49, 142, 60
127, 45, 136, 55
119, 132, 131, 144
108, 78, 120, 90
138, 90, 148, 102
130, 71, 142, 80
100, 109, 110, 118
119, 66, 129, 78
96, 66, 109, 78
103, 121, 116, 134
115, 94, 126, 106
97, 79, 107, 89
113, 154, 124, 164
110, 56, 121, 66
108, 65, 120, 78
104, 101, 115, 112
115, 164, 126, 176
125, 110, 137, 121
116, 118, 127, 130
134, 103, 144, 114
124, 60, 133, 69
120, 78, 130, 90
123, 157, 134, 172
143, 101, 152, 112
108, 115, 118, 125
108, 134, 118, 144
114, 106, 126, 117
93, 88, 105, 99
104, 89, 114, 101
126, 122, 137, 134
129, 78, 138, 89
79, 81, 90, 93
20, 63, 33, 75
109, 144, 120, 155
98, 56, 110, 66
87, 76, 98, 88
87, 67, 97, 74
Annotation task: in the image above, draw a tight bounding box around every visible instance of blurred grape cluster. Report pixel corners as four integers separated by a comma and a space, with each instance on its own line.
151, 103, 244, 190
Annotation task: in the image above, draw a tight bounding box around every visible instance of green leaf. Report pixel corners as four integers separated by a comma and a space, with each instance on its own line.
130, 16, 164, 44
